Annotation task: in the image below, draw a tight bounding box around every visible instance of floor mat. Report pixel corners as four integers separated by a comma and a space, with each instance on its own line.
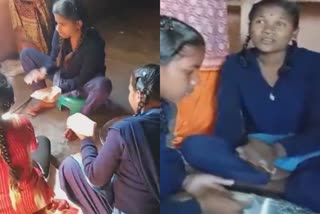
0, 59, 24, 77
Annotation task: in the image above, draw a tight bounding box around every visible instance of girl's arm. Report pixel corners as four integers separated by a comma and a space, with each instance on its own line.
80, 129, 123, 187
214, 57, 245, 147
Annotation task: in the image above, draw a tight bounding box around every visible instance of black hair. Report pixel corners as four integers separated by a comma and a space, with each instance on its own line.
160, 15, 205, 65
53, 0, 89, 67
131, 64, 160, 115
0, 73, 21, 203
53, 0, 88, 23
0, 74, 14, 114
240, 0, 300, 70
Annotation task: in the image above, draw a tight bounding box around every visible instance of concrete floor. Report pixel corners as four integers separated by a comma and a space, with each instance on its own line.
8, 8, 159, 166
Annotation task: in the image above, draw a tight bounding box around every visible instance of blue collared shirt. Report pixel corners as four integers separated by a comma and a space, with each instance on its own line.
215, 47, 320, 156
160, 100, 201, 213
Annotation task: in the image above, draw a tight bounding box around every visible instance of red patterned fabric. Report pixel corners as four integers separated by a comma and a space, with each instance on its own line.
0, 115, 54, 213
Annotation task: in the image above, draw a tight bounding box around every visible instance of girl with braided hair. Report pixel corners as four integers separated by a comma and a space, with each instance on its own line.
177, 0, 320, 212
160, 0, 229, 147
0, 73, 77, 213
212, 0, 320, 211
59, 64, 160, 214
160, 15, 245, 214
20, 0, 112, 123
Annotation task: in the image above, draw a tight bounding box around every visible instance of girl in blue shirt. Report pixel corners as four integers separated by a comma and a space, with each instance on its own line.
180, 0, 320, 212
20, 0, 112, 120
160, 15, 241, 214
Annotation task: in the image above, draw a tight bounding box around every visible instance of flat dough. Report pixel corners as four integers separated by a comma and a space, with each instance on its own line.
67, 113, 97, 137
30, 86, 61, 102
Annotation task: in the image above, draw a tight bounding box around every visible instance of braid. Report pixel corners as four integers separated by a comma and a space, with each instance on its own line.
135, 88, 151, 116
0, 74, 21, 210
132, 64, 159, 115
0, 125, 22, 211
57, 36, 64, 67
0, 128, 20, 190
73, 27, 87, 53
279, 40, 298, 75
58, 27, 87, 68
239, 35, 251, 67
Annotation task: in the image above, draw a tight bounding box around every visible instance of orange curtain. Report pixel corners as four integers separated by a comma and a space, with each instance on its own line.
173, 68, 221, 147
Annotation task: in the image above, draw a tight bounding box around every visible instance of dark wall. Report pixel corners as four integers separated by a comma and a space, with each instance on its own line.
0, 0, 158, 61
117, 0, 159, 8
82, 0, 158, 22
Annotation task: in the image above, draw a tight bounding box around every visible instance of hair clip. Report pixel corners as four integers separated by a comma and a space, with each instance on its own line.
160, 17, 174, 31
142, 71, 147, 77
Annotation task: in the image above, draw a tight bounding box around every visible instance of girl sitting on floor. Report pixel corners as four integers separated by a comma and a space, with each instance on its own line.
59, 64, 160, 214
179, 1, 320, 212
21, 0, 112, 120
160, 16, 243, 214
0, 73, 77, 214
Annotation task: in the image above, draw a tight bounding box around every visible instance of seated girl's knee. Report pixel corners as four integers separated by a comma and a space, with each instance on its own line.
94, 77, 113, 94
180, 135, 208, 158
181, 135, 201, 150
101, 77, 112, 92
181, 135, 232, 158
60, 157, 78, 175
183, 135, 226, 148
20, 48, 36, 60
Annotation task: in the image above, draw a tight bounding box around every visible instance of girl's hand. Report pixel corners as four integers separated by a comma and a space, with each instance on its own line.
49, 199, 69, 211
236, 139, 278, 174
64, 128, 79, 141
24, 67, 47, 84
183, 173, 234, 197
74, 132, 88, 140
271, 167, 291, 181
